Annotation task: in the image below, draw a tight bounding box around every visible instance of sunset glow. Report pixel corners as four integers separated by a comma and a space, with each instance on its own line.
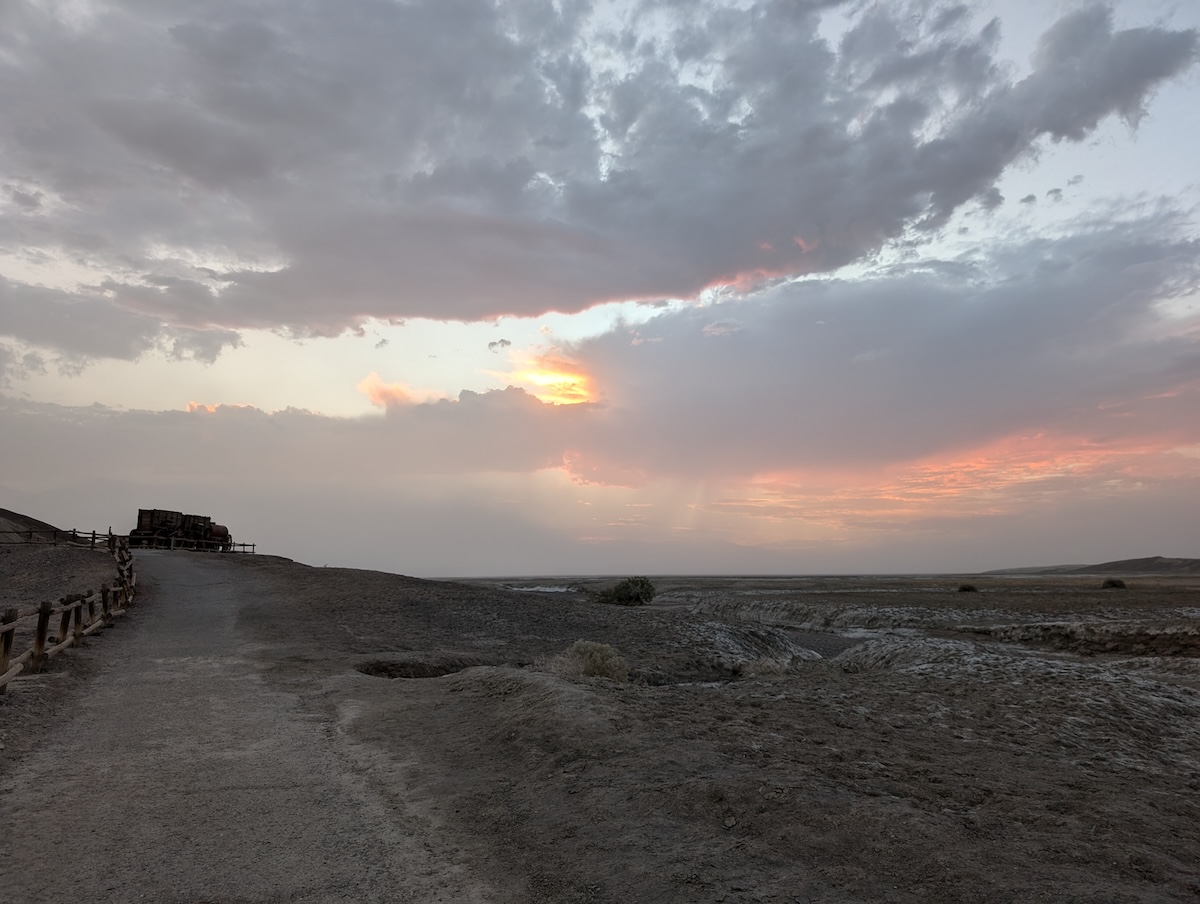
501, 356, 595, 405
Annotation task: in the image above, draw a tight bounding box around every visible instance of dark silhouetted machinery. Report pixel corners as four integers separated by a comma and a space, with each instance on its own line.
129, 509, 234, 551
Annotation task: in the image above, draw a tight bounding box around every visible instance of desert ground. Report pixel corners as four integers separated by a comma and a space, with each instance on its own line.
2, 545, 1199, 902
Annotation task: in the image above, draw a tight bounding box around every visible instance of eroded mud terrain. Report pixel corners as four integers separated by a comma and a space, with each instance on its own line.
3, 553, 1198, 902
245, 563, 1200, 902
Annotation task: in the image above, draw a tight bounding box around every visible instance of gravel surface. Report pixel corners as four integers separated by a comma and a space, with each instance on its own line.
0, 544, 118, 611
2, 554, 1199, 902
1, 552, 497, 903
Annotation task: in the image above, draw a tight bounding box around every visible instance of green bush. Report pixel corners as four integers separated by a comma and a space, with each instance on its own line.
1101, 577, 1127, 589
957, 583, 979, 593
543, 640, 630, 681
594, 576, 657, 606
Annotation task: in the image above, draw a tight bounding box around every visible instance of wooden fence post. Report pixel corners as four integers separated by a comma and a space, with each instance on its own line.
73, 600, 84, 646
101, 584, 111, 623
58, 598, 73, 647
0, 608, 17, 694
32, 601, 52, 672
87, 592, 96, 627
90, 530, 97, 549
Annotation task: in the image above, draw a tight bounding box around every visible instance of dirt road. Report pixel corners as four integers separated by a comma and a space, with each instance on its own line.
0, 552, 495, 903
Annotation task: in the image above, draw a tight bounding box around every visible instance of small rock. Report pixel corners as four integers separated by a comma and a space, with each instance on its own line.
723, 816, 737, 829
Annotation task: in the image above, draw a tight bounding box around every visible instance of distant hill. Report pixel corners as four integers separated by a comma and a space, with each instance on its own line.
986, 556, 1200, 576
0, 507, 63, 542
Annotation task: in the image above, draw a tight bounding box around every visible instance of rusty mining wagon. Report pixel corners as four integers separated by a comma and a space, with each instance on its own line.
129, 509, 234, 551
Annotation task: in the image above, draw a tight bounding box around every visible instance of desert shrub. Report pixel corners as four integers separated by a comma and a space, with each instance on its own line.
542, 640, 629, 682
957, 583, 979, 593
1101, 577, 1127, 589
593, 576, 657, 606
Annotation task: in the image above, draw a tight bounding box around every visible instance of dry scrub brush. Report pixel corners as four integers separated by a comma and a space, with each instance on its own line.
593, 576, 657, 606
540, 640, 630, 682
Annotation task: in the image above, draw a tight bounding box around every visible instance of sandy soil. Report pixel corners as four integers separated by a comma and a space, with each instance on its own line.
0, 544, 118, 610
0, 545, 123, 761
4, 553, 1199, 902
242, 563, 1200, 902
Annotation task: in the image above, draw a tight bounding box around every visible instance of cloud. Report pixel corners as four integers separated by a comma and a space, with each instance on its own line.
0, 1, 1194, 362
4, 200, 1200, 574
702, 320, 744, 337
495, 353, 595, 405
562, 210, 1200, 479
3, 389, 1198, 575
357, 372, 413, 409
487, 339, 512, 353
13, 209, 1189, 491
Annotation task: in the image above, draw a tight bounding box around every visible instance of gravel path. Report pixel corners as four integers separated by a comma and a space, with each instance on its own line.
0, 552, 495, 903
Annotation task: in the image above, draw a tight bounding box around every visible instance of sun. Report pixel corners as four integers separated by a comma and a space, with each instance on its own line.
502, 354, 595, 405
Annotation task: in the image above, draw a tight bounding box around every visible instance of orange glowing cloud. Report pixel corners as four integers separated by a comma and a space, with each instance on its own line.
357, 372, 418, 408
725, 429, 1200, 536
498, 354, 595, 405
185, 401, 254, 414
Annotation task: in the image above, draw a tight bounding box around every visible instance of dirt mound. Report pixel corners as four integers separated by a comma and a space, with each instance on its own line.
969, 621, 1200, 656
1070, 556, 1200, 575
0, 507, 63, 544
356, 653, 488, 679
0, 544, 120, 609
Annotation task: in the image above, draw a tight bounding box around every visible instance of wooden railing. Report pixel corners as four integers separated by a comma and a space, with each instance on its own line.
127, 535, 256, 554
0, 528, 255, 554
0, 528, 104, 546
0, 536, 137, 694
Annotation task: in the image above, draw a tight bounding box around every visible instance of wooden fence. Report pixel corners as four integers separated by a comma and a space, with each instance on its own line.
127, 535, 256, 554
0, 535, 137, 694
0, 528, 255, 554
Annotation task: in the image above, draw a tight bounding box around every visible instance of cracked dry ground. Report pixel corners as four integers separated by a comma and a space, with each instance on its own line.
3, 552, 1199, 902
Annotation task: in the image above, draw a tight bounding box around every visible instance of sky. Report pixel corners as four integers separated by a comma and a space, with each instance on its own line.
1, 0, 1199, 576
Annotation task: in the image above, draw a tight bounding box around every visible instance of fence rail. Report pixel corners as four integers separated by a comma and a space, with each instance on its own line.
127, 535, 256, 554
0, 535, 136, 694
0, 528, 255, 554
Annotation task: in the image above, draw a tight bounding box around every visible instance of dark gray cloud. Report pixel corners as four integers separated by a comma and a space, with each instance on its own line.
488, 339, 513, 353
565, 210, 1200, 478
0, 277, 162, 361
0, 1, 1194, 362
